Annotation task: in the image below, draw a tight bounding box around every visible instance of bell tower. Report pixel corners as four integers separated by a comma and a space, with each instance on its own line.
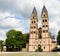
41, 6, 50, 51
29, 7, 38, 51
41, 5, 49, 38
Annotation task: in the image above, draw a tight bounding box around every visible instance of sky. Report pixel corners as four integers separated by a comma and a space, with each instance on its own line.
0, 0, 60, 40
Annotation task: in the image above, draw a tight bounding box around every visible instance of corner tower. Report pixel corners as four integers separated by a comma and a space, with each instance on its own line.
29, 7, 38, 51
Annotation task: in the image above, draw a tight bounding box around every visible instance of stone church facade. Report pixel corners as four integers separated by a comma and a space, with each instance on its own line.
28, 6, 56, 52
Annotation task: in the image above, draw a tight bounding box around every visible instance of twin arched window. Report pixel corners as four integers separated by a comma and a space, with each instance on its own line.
43, 19, 47, 22
43, 25, 48, 27
32, 21, 36, 23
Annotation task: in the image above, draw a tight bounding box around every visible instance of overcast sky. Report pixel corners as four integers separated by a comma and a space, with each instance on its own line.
0, 0, 60, 40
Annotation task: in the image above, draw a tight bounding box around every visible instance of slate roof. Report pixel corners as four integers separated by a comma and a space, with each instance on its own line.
32, 7, 37, 16
41, 5, 48, 17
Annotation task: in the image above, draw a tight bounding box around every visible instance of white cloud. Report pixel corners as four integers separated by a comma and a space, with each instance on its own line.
0, 0, 60, 40
0, 12, 14, 19
0, 12, 20, 28
0, 30, 6, 40
0, 18, 20, 28
0, 12, 30, 40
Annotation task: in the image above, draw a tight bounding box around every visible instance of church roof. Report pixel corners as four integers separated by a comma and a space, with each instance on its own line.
39, 27, 42, 29
38, 27, 42, 31
41, 5, 48, 16
32, 7, 37, 16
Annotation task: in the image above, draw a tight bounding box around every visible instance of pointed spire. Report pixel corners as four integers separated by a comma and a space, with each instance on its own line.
32, 7, 37, 16
41, 5, 48, 17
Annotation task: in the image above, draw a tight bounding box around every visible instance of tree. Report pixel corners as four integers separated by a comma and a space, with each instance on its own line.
0, 40, 3, 47
5, 30, 17, 47
26, 33, 29, 43
57, 30, 60, 45
0, 40, 4, 52
5, 29, 26, 51
23, 33, 29, 43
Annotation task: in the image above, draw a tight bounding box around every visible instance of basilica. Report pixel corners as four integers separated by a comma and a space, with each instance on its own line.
28, 6, 56, 51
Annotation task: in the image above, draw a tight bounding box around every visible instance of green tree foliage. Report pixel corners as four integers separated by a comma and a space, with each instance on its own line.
0, 40, 3, 48
23, 33, 29, 43
5, 29, 27, 51
0, 40, 4, 52
57, 30, 60, 45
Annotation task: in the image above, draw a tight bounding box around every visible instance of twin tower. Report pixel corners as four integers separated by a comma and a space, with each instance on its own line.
28, 6, 56, 52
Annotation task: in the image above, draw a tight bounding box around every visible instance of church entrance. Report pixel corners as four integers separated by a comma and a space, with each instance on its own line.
38, 45, 41, 49
38, 45, 42, 51
36, 45, 42, 52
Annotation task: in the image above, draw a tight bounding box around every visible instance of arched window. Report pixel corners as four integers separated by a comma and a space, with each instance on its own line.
34, 31, 35, 33
45, 19, 47, 22
33, 47, 35, 49
34, 21, 35, 23
31, 27, 33, 29
39, 35, 42, 39
43, 20, 44, 22
39, 31, 40, 33
44, 14, 45, 17
44, 47, 45, 49
43, 30, 45, 32
46, 30, 48, 32
43, 25, 45, 27
46, 25, 48, 27
33, 16, 34, 19
32, 21, 33, 23
34, 26, 35, 28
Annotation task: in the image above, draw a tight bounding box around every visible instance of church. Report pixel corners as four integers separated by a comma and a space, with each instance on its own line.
28, 6, 56, 52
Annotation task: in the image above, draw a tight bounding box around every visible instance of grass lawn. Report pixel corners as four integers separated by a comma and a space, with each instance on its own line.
0, 52, 60, 56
